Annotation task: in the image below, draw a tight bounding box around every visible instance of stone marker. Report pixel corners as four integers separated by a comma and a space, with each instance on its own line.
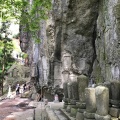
85, 88, 96, 113
95, 86, 109, 116
109, 107, 120, 118
95, 86, 111, 120
67, 82, 73, 100
76, 75, 88, 120
110, 81, 120, 107
78, 75, 88, 103
109, 81, 120, 118
83, 88, 96, 120
67, 73, 79, 117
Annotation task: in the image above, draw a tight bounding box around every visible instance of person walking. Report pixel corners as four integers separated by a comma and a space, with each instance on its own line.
23, 83, 26, 91
20, 85, 24, 97
16, 84, 20, 95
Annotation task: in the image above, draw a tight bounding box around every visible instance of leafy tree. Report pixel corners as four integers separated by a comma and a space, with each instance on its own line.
0, 0, 52, 42
0, 0, 51, 94
0, 22, 14, 95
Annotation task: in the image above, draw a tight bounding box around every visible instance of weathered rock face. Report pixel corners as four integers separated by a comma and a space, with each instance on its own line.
53, 0, 99, 76
20, 0, 120, 100
93, 0, 120, 82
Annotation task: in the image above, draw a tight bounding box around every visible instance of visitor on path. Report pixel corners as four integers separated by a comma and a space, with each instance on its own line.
20, 85, 24, 97
23, 83, 26, 91
16, 84, 20, 95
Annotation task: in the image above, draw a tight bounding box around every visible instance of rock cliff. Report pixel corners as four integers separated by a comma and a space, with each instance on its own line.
20, 0, 120, 101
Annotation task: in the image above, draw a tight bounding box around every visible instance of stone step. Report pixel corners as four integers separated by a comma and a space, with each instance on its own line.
54, 110, 69, 120
46, 108, 70, 120
46, 107, 59, 120
60, 109, 76, 120
45, 102, 75, 120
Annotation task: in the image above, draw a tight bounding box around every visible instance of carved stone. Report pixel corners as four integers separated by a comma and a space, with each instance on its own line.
109, 107, 120, 118
95, 86, 109, 116
95, 114, 111, 120
77, 75, 88, 103
85, 88, 96, 113
110, 81, 120, 108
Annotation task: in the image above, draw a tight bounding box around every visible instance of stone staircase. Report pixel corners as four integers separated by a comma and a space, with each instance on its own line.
4, 101, 75, 120
46, 102, 76, 120
46, 107, 75, 120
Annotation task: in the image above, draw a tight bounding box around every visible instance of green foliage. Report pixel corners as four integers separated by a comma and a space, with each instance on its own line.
0, 22, 15, 79
0, 0, 52, 43
22, 53, 28, 59
20, 0, 52, 42
0, 0, 23, 21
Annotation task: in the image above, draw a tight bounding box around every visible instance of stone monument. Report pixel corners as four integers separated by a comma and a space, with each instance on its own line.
109, 81, 120, 119
69, 73, 79, 117
76, 75, 88, 120
95, 86, 111, 120
84, 88, 96, 120
62, 71, 69, 109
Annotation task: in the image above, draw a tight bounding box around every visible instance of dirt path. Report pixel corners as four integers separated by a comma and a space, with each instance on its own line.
0, 97, 32, 120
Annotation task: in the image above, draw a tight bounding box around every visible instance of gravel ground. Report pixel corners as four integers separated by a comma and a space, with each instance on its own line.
0, 97, 32, 120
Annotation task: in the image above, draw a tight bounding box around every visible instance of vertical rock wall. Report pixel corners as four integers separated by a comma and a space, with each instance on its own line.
20, 0, 120, 100
93, 0, 120, 82
52, 0, 99, 88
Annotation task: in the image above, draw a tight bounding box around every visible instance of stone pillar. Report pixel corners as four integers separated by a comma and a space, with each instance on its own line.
95, 86, 111, 120
62, 51, 72, 108
54, 61, 62, 88
62, 71, 69, 109
69, 73, 79, 117
76, 75, 88, 120
48, 60, 54, 86
109, 81, 120, 118
66, 82, 72, 113
84, 88, 96, 120
104, 82, 112, 104
66, 73, 79, 117
69, 73, 79, 104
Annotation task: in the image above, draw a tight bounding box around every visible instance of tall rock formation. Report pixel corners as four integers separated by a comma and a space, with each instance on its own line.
20, 0, 120, 101
93, 0, 120, 82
